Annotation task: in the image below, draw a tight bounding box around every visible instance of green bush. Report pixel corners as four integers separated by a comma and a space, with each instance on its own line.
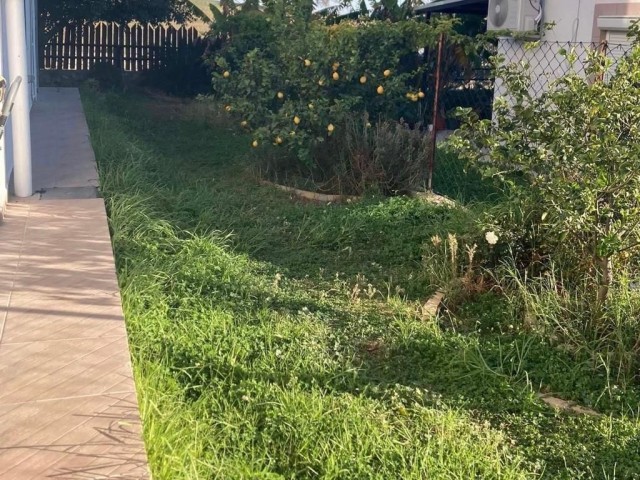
210, 3, 466, 166
449, 32, 640, 383
451, 40, 640, 306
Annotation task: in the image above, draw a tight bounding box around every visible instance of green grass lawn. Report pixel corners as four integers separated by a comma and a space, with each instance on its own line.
82, 91, 640, 479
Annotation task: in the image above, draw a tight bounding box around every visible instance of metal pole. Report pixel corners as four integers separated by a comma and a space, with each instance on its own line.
596, 40, 608, 83
427, 32, 445, 192
6, 0, 33, 198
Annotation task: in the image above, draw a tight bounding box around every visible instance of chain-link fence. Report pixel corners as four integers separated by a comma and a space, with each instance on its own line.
430, 37, 636, 202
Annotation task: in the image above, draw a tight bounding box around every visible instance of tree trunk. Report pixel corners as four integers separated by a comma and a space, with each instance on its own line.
596, 255, 613, 306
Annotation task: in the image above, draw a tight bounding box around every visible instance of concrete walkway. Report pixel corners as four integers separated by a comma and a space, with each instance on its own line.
0, 88, 149, 479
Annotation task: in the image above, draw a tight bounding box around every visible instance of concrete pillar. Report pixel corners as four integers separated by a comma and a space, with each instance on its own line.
5, 0, 32, 197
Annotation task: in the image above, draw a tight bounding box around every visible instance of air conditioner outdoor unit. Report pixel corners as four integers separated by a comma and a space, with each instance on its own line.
487, 0, 541, 32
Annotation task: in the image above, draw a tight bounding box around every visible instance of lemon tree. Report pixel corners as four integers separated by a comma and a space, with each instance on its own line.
211, 6, 457, 165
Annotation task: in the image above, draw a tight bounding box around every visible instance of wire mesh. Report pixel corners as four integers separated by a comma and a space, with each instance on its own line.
431, 37, 636, 201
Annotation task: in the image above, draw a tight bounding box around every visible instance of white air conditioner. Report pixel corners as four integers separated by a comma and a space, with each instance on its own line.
487, 0, 541, 32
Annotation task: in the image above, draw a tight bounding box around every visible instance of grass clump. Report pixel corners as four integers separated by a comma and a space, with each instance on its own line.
83, 90, 640, 480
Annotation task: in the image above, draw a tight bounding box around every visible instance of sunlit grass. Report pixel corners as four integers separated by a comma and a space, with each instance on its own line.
83, 91, 640, 480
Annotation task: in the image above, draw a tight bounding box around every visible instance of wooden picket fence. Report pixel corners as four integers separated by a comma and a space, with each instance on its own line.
42, 22, 205, 72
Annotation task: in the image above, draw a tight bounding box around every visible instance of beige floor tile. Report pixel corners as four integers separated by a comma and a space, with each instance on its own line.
0, 88, 149, 477
0, 336, 132, 405
0, 393, 147, 479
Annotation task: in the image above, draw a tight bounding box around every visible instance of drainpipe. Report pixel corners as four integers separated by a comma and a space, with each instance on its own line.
5, 0, 33, 198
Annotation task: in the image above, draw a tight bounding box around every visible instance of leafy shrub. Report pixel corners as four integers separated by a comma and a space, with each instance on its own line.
261, 115, 430, 195
451, 40, 640, 306
210, 3, 461, 166
449, 32, 640, 384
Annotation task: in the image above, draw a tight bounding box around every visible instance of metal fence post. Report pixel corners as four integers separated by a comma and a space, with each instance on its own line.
596, 40, 608, 83
428, 32, 445, 192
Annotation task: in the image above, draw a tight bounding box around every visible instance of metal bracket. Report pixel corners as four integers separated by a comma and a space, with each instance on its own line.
0, 76, 22, 142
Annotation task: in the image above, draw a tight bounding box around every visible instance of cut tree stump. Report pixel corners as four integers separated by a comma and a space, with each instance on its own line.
422, 290, 445, 318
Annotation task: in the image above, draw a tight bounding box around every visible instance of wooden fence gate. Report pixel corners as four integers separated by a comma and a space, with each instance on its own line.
42, 22, 205, 72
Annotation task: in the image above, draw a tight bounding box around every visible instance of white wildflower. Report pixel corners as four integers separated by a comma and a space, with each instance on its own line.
485, 231, 499, 245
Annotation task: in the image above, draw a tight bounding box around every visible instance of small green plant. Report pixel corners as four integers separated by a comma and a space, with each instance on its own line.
338, 115, 430, 195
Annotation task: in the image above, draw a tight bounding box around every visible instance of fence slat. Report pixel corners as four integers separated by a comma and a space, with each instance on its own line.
42, 21, 205, 72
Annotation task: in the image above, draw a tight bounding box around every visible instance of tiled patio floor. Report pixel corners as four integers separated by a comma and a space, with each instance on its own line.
0, 89, 149, 479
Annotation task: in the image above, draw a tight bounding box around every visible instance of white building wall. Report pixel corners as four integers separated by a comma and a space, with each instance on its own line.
24, 0, 37, 106
495, 0, 639, 103
541, 0, 598, 42
541, 0, 640, 43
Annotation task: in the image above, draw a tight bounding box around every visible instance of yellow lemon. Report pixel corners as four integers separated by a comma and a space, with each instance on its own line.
277, 92, 284, 100
383, 69, 392, 77
418, 91, 425, 99
290, 131, 296, 136
252, 140, 259, 148
304, 59, 312, 67
360, 75, 367, 84
240, 120, 248, 127
411, 94, 419, 102
225, 105, 232, 112
308, 103, 314, 110
327, 123, 335, 133
223, 71, 230, 78
377, 85, 384, 95
366, 122, 372, 128
332, 62, 340, 71
293, 116, 301, 125
406, 92, 413, 99
275, 136, 283, 144
318, 79, 325, 86
332, 72, 340, 81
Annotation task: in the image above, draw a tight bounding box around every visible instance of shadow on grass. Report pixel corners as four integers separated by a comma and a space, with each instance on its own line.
84, 91, 640, 479
88, 92, 483, 301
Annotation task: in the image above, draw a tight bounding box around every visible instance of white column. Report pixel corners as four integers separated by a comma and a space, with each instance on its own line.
6, 0, 32, 197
